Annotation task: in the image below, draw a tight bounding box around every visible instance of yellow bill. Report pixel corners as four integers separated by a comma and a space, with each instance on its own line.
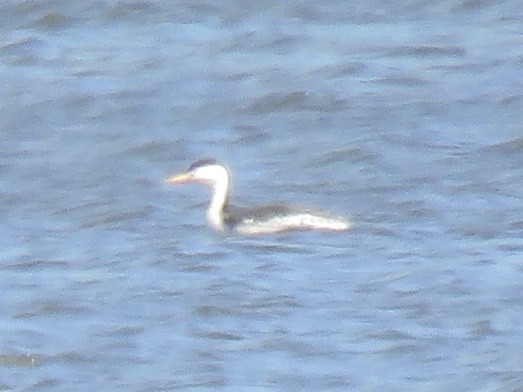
165, 172, 192, 184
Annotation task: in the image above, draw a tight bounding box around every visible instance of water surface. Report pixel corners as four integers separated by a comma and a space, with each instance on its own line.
1, 1, 523, 391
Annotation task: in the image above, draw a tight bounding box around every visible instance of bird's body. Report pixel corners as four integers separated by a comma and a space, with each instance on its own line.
165, 159, 350, 235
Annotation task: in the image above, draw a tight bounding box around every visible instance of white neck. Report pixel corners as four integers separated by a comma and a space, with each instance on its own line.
206, 172, 229, 231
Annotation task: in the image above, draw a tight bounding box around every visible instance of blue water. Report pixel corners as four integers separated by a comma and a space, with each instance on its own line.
1, 1, 523, 391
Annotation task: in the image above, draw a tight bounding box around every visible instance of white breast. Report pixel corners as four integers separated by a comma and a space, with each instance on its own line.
234, 213, 350, 235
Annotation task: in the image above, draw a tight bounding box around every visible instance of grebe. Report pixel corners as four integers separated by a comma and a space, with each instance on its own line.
165, 159, 350, 235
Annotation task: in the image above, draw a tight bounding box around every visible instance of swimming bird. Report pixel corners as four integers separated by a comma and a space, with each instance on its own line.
165, 159, 350, 235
